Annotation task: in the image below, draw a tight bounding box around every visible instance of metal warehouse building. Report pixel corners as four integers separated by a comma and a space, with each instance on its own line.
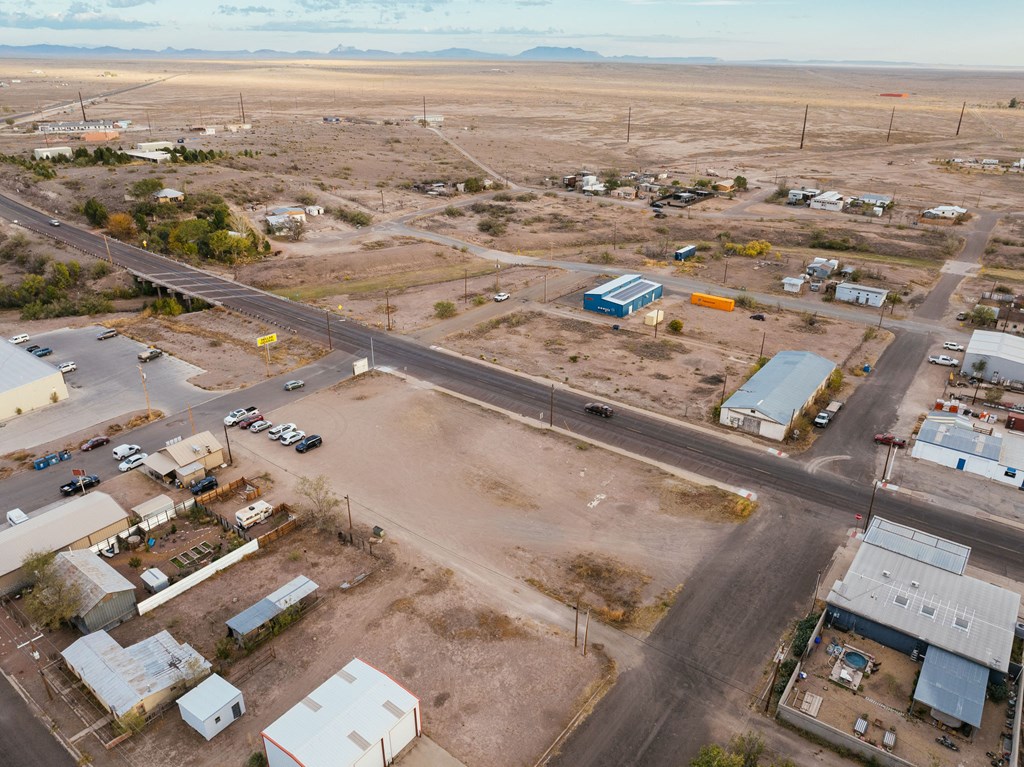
583, 274, 663, 318
52, 550, 137, 634
963, 330, 1024, 384
0, 340, 69, 419
719, 350, 836, 441
0, 492, 131, 595
262, 658, 420, 767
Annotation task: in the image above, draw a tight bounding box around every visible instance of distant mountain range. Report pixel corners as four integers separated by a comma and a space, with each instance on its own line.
0, 43, 926, 67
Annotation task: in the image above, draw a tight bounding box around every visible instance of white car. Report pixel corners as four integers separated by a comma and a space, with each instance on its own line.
249, 419, 272, 433
279, 430, 306, 446
942, 341, 965, 352
49, 219, 60, 227
112, 444, 141, 461
57, 361, 77, 374
8, 333, 30, 345
268, 422, 296, 440
493, 292, 511, 302
118, 453, 149, 472
928, 355, 960, 367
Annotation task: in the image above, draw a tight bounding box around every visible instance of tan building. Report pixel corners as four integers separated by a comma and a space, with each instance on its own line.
0, 340, 69, 419
153, 188, 185, 203
142, 430, 224, 487
0, 492, 130, 595
32, 146, 73, 160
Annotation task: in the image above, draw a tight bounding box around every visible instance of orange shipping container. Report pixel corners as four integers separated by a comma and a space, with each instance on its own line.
690, 292, 735, 312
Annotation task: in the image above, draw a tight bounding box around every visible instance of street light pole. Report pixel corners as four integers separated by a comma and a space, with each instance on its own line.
865, 479, 879, 532
325, 309, 332, 351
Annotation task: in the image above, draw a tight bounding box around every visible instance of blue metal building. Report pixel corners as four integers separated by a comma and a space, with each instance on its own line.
583, 274, 663, 318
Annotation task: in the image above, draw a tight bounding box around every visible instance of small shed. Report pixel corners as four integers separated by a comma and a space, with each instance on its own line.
712, 179, 735, 193
674, 245, 697, 261
53, 550, 137, 634
806, 257, 838, 280
809, 191, 845, 211
131, 494, 174, 522
33, 146, 73, 160
178, 674, 245, 740
226, 576, 320, 647
153, 188, 185, 203
141, 568, 169, 594
782, 276, 805, 293
304, 205, 324, 216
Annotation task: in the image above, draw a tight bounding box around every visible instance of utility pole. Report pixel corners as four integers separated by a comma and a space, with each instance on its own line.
723, 259, 729, 283
760, 331, 766, 359
239, 92, 246, 123
582, 609, 591, 656
549, 385, 555, 427
380, 189, 386, 213
811, 570, 822, 612
222, 424, 233, 465
385, 289, 392, 331
956, 101, 966, 136
422, 96, 427, 124
765, 651, 782, 713
865, 479, 879, 532
78, 91, 87, 122
187, 403, 195, 435
464, 269, 468, 303
626, 106, 631, 143
877, 298, 886, 328
346, 494, 352, 531
543, 272, 548, 303
138, 365, 151, 420
720, 374, 728, 405
326, 308, 332, 350
574, 598, 579, 647
886, 106, 895, 143
799, 104, 809, 149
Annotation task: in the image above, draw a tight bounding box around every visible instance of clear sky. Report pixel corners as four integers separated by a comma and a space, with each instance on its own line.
0, 0, 1020, 66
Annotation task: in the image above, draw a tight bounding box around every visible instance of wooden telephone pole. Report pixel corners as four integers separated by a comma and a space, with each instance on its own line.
799, 104, 809, 149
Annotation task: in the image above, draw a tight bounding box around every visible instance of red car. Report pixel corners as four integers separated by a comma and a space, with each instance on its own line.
237, 413, 264, 429
80, 436, 110, 451
874, 433, 907, 448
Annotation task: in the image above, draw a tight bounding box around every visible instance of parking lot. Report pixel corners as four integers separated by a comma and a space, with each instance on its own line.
0, 325, 213, 453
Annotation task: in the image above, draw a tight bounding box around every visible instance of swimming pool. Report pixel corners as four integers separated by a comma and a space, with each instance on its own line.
843, 650, 869, 671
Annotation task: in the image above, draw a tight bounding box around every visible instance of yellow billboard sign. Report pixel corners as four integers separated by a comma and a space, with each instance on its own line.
256, 333, 278, 347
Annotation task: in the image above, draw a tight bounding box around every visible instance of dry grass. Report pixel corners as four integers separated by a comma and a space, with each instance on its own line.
658, 479, 758, 522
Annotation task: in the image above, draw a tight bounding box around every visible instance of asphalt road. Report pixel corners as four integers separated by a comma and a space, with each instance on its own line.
0, 673, 74, 767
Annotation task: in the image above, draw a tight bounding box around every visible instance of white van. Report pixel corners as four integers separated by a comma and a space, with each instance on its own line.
8, 333, 30, 345
112, 444, 141, 461
235, 500, 273, 530
6, 508, 28, 526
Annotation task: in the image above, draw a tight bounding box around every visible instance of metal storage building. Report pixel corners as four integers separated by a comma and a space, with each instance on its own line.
834, 282, 888, 308
178, 673, 245, 740
809, 191, 846, 211
0, 492, 130, 595
826, 517, 1020, 727
262, 658, 420, 767
226, 575, 320, 647
910, 414, 1024, 489
62, 630, 211, 717
583, 274, 663, 318
962, 330, 1024, 385
0, 338, 69, 419
52, 550, 137, 633
719, 351, 836, 441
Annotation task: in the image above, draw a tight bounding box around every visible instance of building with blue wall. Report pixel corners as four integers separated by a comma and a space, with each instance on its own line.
583, 274, 663, 318
826, 517, 1021, 728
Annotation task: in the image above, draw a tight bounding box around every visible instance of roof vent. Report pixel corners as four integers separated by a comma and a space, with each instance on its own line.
882, 570, 891, 578
910, 581, 920, 588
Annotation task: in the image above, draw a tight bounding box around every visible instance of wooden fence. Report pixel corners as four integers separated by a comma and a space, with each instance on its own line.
195, 476, 261, 506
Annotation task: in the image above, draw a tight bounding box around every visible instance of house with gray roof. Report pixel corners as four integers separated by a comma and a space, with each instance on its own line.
226, 575, 319, 647
719, 350, 836, 441
62, 630, 210, 718
826, 517, 1020, 728
52, 550, 137, 633
911, 413, 1024, 489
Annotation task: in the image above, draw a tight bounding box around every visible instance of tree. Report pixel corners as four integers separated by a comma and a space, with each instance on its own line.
985, 385, 1005, 405
463, 177, 484, 193
21, 550, 83, 630
434, 300, 457, 319
83, 197, 108, 226
206, 230, 248, 263
728, 733, 765, 767
733, 175, 748, 190
970, 305, 997, 326
972, 358, 988, 376
287, 221, 306, 242
295, 474, 342, 532
106, 212, 138, 242
690, 744, 743, 767
130, 178, 164, 198
1010, 97, 1019, 109
295, 191, 317, 206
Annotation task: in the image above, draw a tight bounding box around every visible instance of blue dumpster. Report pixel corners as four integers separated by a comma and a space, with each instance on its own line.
33, 457, 49, 471
45, 453, 61, 466
59, 450, 71, 462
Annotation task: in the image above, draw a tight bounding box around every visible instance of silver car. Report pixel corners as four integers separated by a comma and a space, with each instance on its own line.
279, 430, 306, 446
249, 419, 273, 433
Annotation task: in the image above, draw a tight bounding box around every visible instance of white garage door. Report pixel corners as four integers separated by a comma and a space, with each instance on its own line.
389, 711, 418, 756
354, 742, 384, 767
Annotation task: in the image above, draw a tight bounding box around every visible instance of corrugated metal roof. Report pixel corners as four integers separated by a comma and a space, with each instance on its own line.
62, 630, 210, 717
584, 274, 641, 299
722, 351, 836, 425
262, 658, 418, 767
608, 279, 661, 305
164, 431, 222, 468
0, 338, 68, 392
131, 495, 174, 520
914, 646, 987, 727
966, 329, 1024, 368
177, 674, 241, 721
836, 282, 888, 297
916, 416, 1002, 461
53, 550, 134, 614
827, 538, 1019, 671
1000, 433, 1024, 470
863, 518, 970, 575
226, 576, 319, 636
0, 492, 129, 579
142, 451, 179, 476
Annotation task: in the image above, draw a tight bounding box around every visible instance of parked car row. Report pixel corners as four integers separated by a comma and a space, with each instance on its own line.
228, 409, 322, 453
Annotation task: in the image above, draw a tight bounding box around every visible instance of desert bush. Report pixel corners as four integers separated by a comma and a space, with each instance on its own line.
478, 217, 507, 236
434, 300, 457, 319
443, 206, 464, 217
668, 319, 684, 334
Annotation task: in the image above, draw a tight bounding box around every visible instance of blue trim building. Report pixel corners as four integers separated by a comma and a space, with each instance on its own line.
583, 274, 663, 318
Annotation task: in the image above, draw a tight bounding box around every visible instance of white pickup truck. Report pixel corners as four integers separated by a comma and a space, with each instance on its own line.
813, 400, 844, 428
928, 355, 960, 367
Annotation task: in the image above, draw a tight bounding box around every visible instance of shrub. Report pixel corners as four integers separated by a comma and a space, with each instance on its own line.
128, 556, 142, 569
443, 206, 465, 218
246, 753, 268, 767
668, 319, 684, 334
83, 198, 108, 226
734, 293, 757, 310
790, 612, 821, 657
433, 300, 457, 319
478, 217, 507, 236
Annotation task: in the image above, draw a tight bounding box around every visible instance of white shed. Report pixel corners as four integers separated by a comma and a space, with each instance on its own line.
178, 674, 244, 740
140, 568, 169, 594
835, 282, 888, 308
782, 276, 805, 293
262, 658, 420, 767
